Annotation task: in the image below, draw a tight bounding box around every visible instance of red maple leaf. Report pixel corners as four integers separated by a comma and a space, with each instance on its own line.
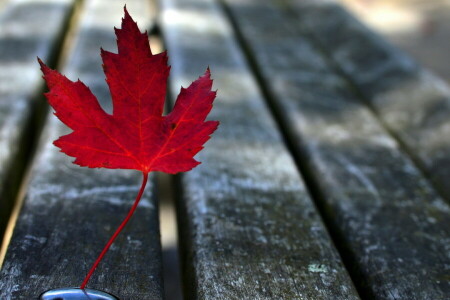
39, 9, 218, 175
37, 7, 218, 292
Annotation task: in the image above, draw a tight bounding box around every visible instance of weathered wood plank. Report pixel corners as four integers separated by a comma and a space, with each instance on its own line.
219, 0, 450, 299
0, 0, 73, 242
0, 1, 163, 299
293, 0, 450, 205
160, 0, 360, 299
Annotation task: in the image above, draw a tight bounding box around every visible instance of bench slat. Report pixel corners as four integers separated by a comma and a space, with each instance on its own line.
220, 0, 450, 298
161, 0, 360, 299
295, 1, 450, 204
0, 1, 163, 299
0, 0, 73, 242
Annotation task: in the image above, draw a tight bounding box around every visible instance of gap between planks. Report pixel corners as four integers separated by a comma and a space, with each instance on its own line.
1, 5, 185, 299
150, 30, 184, 300
215, 0, 370, 298
218, 1, 450, 299
0, 0, 80, 266
215, 0, 339, 246
293, 3, 450, 207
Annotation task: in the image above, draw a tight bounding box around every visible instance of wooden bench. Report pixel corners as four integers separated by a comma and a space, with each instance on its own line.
1, 0, 449, 299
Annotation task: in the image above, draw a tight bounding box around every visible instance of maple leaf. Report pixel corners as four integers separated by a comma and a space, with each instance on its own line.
38, 8, 218, 175
37, 7, 218, 291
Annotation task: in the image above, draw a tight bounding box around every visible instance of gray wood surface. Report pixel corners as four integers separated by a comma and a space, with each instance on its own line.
0, 0, 73, 242
293, 0, 450, 205
0, 1, 163, 299
161, 0, 360, 299
220, 0, 450, 299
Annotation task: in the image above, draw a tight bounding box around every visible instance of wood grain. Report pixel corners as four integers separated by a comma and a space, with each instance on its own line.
219, 0, 450, 299
0, 1, 163, 299
0, 0, 73, 241
294, 0, 450, 206
160, 0, 360, 299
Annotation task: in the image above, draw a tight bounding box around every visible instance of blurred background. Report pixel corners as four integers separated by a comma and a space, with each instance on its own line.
341, 0, 450, 83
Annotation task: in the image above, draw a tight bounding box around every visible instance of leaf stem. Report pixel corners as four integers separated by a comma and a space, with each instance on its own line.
80, 172, 149, 289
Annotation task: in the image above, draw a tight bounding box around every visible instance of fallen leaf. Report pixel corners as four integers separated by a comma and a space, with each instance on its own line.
39, 8, 218, 175
38, 7, 219, 290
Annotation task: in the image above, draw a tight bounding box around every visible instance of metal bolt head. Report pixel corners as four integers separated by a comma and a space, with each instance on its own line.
40, 288, 119, 300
